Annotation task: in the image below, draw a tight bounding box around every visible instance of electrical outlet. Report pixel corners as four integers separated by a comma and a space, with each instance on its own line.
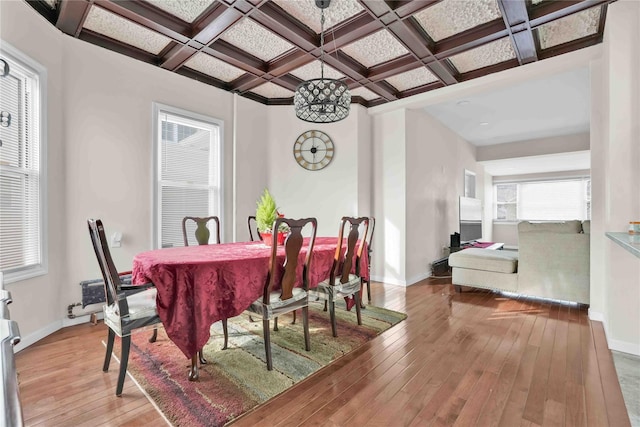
110, 231, 122, 248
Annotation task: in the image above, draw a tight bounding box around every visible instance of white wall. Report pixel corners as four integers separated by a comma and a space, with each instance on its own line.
265, 104, 372, 237
476, 132, 589, 161
234, 95, 269, 241
1, 0, 66, 345
405, 109, 480, 283
370, 108, 483, 285
590, 0, 640, 355
373, 109, 407, 285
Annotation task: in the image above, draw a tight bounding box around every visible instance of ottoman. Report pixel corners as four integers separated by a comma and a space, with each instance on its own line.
448, 248, 519, 292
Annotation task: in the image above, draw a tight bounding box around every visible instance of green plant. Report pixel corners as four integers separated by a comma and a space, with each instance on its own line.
255, 189, 279, 233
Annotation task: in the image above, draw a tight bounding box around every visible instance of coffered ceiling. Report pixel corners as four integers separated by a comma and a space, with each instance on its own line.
27, 0, 612, 108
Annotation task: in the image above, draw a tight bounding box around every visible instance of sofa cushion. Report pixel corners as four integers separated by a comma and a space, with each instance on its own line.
582, 220, 590, 234
448, 248, 518, 274
518, 220, 582, 234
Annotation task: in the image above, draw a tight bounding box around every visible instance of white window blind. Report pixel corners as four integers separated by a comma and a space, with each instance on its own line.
494, 178, 590, 221
154, 106, 221, 248
0, 44, 46, 283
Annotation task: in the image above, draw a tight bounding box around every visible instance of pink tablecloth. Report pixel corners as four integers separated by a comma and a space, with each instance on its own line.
132, 237, 368, 359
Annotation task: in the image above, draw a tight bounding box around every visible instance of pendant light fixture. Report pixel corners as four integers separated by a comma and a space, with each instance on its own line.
293, 0, 351, 123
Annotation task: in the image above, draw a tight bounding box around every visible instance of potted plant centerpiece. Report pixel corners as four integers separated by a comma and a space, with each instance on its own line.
255, 189, 288, 246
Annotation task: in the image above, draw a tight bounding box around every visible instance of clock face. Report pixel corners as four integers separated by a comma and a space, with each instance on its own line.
293, 130, 334, 171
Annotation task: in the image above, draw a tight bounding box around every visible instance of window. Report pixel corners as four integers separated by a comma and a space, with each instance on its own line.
153, 104, 222, 248
494, 178, 591, 221
0, 42, 47, 283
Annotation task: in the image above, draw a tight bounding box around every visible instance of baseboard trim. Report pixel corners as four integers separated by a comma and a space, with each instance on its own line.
62, 312, 103, 328
370, 275, 407, 287
406, 271, 433, 286
14, 320, 62, 353
608, 338, 640, 356
588, 309, 604, 322
13, 312, 103, 353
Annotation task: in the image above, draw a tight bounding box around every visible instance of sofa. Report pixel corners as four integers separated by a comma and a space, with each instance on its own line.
448, 220, 590, 304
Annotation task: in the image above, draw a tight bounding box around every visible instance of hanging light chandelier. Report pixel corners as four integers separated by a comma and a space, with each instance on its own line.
294, 0, 351, 123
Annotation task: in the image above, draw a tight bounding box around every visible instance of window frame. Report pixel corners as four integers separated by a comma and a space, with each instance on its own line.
0, 40, 48, 284
151, 103, 224, 249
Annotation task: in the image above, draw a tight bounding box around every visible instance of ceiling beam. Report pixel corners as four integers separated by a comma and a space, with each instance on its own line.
79, 29, 158, 65
358, 0, 458, 87
95, 0, 191, 44
55, 0, 91, 37
529, 0, 610, 27
496, 0, 538, 65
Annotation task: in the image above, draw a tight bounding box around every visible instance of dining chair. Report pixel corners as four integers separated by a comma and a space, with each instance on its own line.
181, 216, 228, 355
248, 217, 317, 370
248, 215, 262, 242
87, 219, 161, 396
182, 216, 221, 246
363, 216, 375, 303
316, 216, 369, 337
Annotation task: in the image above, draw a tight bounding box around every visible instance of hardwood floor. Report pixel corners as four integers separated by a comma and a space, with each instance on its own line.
15, 279, 631, 426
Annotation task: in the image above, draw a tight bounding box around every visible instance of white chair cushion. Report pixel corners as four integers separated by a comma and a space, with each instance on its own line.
104, 288, 158, 336
316, 273, 362, 298
249, 287, 308, 319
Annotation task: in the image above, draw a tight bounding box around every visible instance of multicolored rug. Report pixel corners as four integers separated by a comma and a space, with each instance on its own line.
121, 301, 406, 426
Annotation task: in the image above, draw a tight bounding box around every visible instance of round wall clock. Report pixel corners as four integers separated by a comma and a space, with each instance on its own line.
293, 130, 334, 171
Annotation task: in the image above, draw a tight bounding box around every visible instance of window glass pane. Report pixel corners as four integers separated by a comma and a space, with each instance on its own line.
155, 107, 221, 249
160, 186, 209, 248
161, 121, 212, 185
0, 47, 43, 277
496, 183, 517, 203
497, 203, 517, 221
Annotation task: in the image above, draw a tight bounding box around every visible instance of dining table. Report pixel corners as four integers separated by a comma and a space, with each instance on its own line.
131, 237, 368, 380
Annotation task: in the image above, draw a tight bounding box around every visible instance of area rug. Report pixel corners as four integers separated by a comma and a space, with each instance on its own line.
120, 301, 407, 426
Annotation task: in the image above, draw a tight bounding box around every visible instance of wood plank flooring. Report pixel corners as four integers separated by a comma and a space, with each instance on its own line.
15, 279, 631, 426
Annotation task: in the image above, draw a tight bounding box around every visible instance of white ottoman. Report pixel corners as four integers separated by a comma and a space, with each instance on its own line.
448, 248, 519, 292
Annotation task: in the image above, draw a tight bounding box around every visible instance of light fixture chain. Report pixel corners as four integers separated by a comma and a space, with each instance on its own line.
320, 8, 325, 80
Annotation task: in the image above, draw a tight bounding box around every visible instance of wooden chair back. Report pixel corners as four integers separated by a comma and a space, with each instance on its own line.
87, 219, 128, 314
367, 217, 376, 253
248, 215, 262, 242
263, 217, 317, 304
182, 216, 221, 246
330, 217, 369, 285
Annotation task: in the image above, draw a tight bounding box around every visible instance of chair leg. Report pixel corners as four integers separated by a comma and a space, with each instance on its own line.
292, 310, 297, 324
116, 335, 131, 396
354, 290, 362, 326
273, 317, 279, 332
263, 319, 272, 371
302, 306, 310, 351
366, 279, 372, 302
103, 329, 115, 372
149, 326, 158, 343
323, 300, 328, 312
222, 319, 229, 350
329, 295, 337, 337
198, 350, 207, 365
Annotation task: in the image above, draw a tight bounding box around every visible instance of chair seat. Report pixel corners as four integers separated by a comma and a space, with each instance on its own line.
104, 287, 159, 337
248, 287, 308, 319
315, 273, 361, 299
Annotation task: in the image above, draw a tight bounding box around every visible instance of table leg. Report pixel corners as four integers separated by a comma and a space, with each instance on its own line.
189, 355, 199, 381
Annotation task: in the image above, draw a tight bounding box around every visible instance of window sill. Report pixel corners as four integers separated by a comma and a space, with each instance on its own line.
2, 265, 48, 285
